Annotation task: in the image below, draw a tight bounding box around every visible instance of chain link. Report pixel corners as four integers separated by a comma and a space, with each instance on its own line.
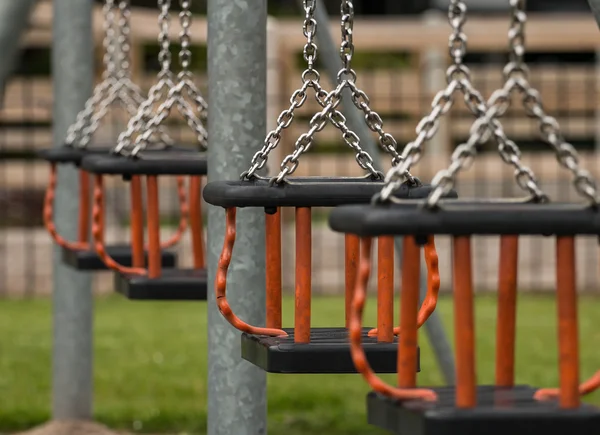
117, 0, 208, 156
241, 0, 321, 179
379, 0, 546, 205
426, 0, 598, 207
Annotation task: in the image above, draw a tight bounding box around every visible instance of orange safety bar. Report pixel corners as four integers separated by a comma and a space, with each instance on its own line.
266, 209, 283, 329
534, 237, 599, 406
368, 236, 440, 338
91, 173, 203, 276
44, 165, 90, 251
453, 236, 477, 408
496, 235, 519, 387
345, 234, 360, 328
349, 236, 437, 402
216, 207, 288, 337
376, 237, 394, 342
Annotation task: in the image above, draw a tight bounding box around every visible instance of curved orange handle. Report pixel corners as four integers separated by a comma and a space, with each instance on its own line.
535, 370, 600, 401
368, 237, 440, 337
91, 174, 146, 276
160, 176, 189, 249
43, 164, 89, 251
350, 237, 437, 402
216, 208, 287, 337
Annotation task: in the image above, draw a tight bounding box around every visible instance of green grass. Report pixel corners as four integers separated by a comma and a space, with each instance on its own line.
0, 295, 599, 434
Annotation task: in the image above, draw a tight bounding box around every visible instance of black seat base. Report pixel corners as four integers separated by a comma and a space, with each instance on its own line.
367, 385, 600, 435
114, 268, 207, 301
241, 327, 419, 374
61, 245, 177, 271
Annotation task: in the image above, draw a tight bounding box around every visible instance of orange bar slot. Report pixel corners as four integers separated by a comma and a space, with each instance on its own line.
398, 236, 420, 388
556, 236, 580, 408
495, 235, 519, 387
189, 176, 205, 269
146, 176, 161, 279
377, 236, 394, 343
266, 209, 283, 330
345, 234, 360, 328
77, 170, 90, 244
453, 236, 477, 408
295, 207, 312, 344
129, 176, 145, 268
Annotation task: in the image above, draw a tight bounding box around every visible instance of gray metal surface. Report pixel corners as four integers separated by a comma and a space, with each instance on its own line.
310, 0, 456, 385
206, 0, 268, 434
0, 0, 38, 101
589, 0, 600, 27
51, 0, 95, 420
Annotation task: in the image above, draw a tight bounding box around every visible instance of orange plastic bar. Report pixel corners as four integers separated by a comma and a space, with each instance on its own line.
345, 234, 360, 328
349, 236, 437, 402
495, 235, 519, 387
188, 176, 205, 269
398, 236, 420, 388
377, 236, 394, 343
369, 237, 440, 337
91, 174, 145, 275
160, 176, 189, 249
453, 236, 477, 408
295, 207, 312, 344
77, 170, 90, 244
129, 176, 145, 268
146, 176, 162, 279
215, 208, 287, 337
43, 163, 89, 251
535, 237, 580, 408
266, 209, 283, 330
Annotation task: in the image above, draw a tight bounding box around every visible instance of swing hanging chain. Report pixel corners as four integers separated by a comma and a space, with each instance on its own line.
114, 0, 177, 155
127, 0, 208, 156
378, 0, 478, 202
64, 0, 120, 147
380, 0, 546, 205
340, 1, 411, 170
427, 0, 598, 207
241, 0, 319, 180
270, 0, 384, 184
503, 0, 598, 205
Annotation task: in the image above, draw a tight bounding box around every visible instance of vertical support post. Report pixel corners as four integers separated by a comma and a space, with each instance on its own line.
207, 0, 268, 434
51, 0, 94, 420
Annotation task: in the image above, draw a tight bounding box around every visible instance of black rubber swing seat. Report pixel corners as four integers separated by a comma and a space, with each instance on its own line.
113, 268, 208, 301
81, 150, 207, 176
367, 385, 600, 435
205, 178, 452, 374
202, 177, 454, 208
329, 202, 600, 236
62, 244, 177, 271
241, 328, 419, 374
38, 145, 115, 166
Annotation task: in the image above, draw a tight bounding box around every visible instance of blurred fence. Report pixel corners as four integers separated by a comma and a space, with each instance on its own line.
1, 11, 600, 297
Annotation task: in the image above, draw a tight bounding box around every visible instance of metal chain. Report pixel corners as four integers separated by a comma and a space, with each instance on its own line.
64, 0, 119, 146
339, 1, 409, 169
379, 0, 545, 204
125, 0, 208, 156
426, 0, 599, 207
241, 0, 320, 179
114, 0, 178, 155
504, 0, 598, 204
271, 0, 385, 183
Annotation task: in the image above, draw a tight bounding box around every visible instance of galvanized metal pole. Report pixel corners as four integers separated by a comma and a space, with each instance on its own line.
309, 0, 457, 384
207, 0, 268, 434
0, 0, 38, 101
51, 0, 95, 420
